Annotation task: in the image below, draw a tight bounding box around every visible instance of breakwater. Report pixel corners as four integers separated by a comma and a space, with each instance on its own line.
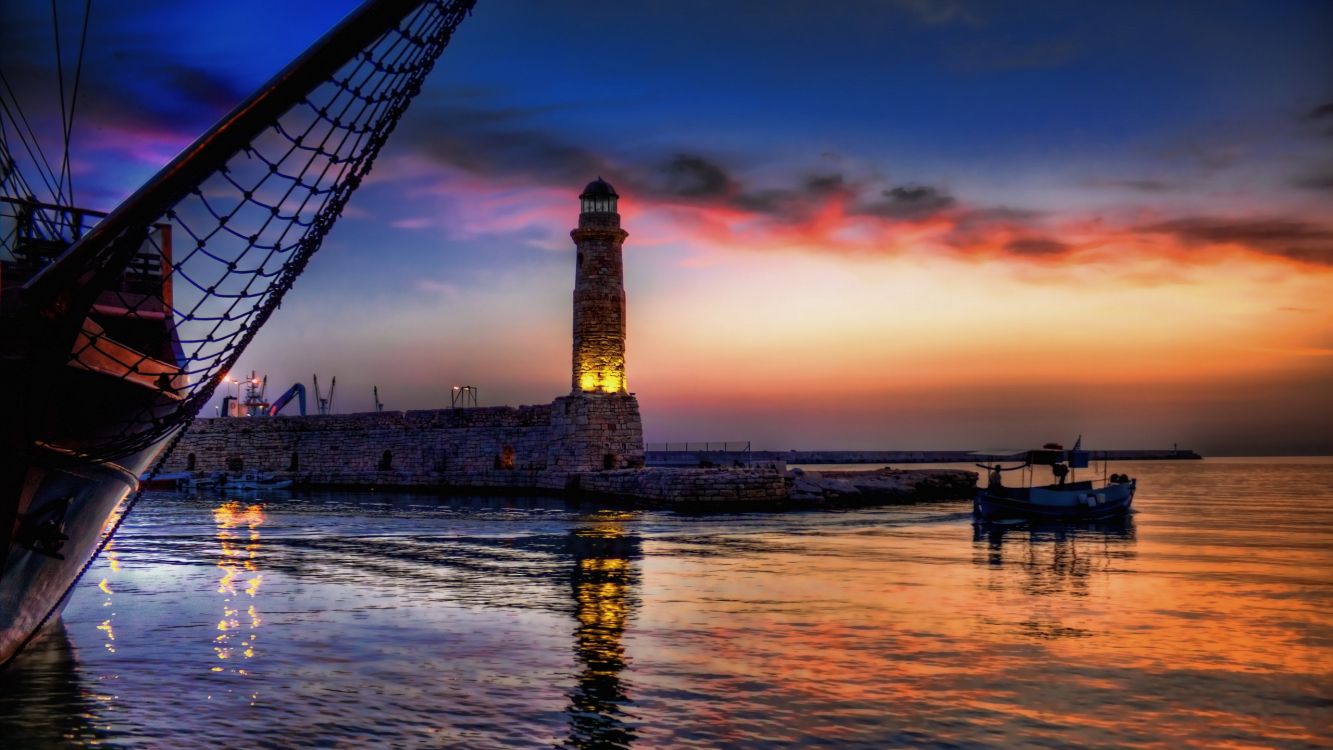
160, 402, 981, 508
647, 448, 1202, 467
162, 394, 646, 490
161, 399, 799, 506
789, 468, 979, 506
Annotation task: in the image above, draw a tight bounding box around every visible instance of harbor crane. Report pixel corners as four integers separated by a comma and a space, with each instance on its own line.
268, 383, 307, 416
313, 374, 337, 415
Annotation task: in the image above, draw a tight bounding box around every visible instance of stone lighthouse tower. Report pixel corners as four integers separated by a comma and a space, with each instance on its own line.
571, 177, 629, 394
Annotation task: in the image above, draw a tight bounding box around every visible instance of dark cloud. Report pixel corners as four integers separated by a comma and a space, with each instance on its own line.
1004, 238, 1073, 256
410, 93, 581, 130
1156, 140, 1243, 172
397, 101, 859, 223
416, 127, 606, 183
1141, 218, 1333, 266
1290, 168, 1333, 192
935, 207, 1056, 258
1307, 102, 1333, 120
856, 184, 956, 219
1089, 178, 1172, 192
1301, 102, 1333, 138
955, 207, 1045, 225
154, 64, 250, 122
884, 0, 982, 27
660, 154, 734, 198
733, 188, 791, 215
804, 173, 846, 195
729, 172, 852, 219
400, 98, 609, 182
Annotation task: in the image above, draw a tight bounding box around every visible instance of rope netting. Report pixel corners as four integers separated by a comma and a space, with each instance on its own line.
11, 0, 474, 461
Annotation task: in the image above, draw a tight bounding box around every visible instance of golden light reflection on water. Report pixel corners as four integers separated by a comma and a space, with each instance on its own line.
96, 543, 119, 655
638, 478, 1333, 746
212, 501, 265, 674
566, 517, 641, 749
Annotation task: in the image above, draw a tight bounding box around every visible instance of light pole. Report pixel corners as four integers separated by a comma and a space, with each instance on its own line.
450, 385, 477, 408
226, 375, 239, 416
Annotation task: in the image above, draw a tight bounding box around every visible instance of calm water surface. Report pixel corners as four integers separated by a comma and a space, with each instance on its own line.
2, 458, 1330, 748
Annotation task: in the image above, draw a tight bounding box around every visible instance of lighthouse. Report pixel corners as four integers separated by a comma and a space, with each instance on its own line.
571, 177, 629, 394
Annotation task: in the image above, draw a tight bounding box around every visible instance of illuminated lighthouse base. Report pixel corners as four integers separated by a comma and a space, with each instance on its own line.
578, 361, 626, 395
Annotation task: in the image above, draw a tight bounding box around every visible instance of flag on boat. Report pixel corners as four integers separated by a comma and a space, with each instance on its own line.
1069, 435, 1089, 468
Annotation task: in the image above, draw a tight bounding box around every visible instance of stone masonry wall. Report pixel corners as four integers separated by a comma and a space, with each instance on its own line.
547, 393, 644, 472
578, 467, 788, 505
162, 393, 645, 489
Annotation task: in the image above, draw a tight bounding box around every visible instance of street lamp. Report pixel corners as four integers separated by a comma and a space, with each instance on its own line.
450, 385, 477, 408
226, 375, 240, 416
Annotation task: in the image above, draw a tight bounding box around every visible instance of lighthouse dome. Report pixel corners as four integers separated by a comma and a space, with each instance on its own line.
580, 177, 619, 214
580, 177, 619, 199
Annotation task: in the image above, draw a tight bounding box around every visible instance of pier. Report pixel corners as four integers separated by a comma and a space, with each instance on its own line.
646, 447, 1202, 467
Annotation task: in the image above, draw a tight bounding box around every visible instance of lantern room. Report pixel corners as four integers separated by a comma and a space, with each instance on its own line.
579, 177, 619, 214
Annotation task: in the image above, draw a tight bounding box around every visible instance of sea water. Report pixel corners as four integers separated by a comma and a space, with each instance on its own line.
2, 458, 1330, 748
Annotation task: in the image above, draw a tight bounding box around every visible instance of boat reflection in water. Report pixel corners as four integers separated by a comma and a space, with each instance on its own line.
212, 501, 265, 682
0, 621, 100, 747
565, 514, 641, 750
973, 515, 1138, 634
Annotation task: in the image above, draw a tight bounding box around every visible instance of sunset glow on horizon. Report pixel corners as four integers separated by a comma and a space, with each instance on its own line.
4, 0, 1329, 454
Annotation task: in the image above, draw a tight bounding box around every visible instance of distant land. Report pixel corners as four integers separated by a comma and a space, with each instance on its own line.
646, 448, 1203, 466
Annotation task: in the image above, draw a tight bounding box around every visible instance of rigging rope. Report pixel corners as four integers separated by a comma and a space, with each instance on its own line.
61, 0, 92, 209
0, 72, 63, 203
0, 125, 39, 204
49, 0, 69, 205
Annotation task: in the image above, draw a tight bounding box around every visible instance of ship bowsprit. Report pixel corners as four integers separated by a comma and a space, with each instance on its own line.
1, 0, 478, 668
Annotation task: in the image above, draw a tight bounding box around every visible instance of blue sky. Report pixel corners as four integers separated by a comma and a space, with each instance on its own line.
4, 1, 1331, 453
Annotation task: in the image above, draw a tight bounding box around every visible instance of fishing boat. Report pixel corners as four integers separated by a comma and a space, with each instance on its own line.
1, 0, 476, 668
973, 441, 1136, 520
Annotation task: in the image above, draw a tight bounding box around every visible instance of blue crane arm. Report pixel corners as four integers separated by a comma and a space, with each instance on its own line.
268, 383, 307, 417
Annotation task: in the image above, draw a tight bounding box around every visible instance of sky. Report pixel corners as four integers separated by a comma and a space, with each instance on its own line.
3, 0, 1331, 454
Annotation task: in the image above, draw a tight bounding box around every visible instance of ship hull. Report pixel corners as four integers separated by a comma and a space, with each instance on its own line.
0, 441, 168, 668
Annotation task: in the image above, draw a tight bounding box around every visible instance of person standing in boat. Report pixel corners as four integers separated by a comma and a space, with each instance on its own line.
1052, 462, 1069, 486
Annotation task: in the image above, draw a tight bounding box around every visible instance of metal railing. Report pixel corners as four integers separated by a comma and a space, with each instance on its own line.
646, 442, 752, 453
2, 196, 172, 298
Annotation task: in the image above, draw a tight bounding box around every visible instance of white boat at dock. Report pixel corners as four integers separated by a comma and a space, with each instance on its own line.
218, 471, 292, 492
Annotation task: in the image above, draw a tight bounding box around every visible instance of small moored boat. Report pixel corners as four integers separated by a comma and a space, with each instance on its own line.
220, 471, 292, 491
138, 471, 198, 490
974, 441, 1136, 520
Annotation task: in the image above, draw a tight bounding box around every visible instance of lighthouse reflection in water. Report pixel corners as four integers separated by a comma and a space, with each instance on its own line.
566, 517, 640, 749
